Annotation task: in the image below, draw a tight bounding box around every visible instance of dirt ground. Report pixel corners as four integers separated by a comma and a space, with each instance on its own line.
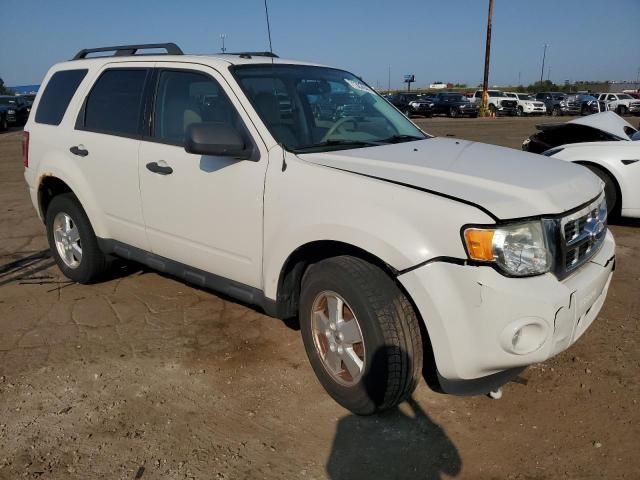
1, 116, 638, 480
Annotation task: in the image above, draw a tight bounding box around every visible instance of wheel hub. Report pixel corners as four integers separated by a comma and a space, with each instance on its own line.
310, 291, 365, 386
52, 212, 82, 269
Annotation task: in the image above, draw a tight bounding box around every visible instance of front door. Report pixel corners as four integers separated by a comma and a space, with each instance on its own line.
138, 65, 268, 289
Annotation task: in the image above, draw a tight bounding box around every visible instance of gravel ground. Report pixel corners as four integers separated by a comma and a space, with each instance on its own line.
0, 116, 638, 479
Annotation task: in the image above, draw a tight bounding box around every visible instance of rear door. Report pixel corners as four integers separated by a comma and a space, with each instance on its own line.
138, 64, 268, 289
72, 63, 154, 250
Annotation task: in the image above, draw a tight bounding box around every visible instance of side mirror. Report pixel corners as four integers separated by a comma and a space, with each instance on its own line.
184, 122, 251, 159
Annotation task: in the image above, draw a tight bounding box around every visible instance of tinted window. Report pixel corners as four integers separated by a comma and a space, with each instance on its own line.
35, 69, 87, 125
83, 69, 148, 136
152, 70, 242, 145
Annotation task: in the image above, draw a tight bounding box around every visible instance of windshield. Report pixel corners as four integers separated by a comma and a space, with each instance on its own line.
517, 94, 534, 100
617, 94, 632, 100
232, 65, 426, 153
443, 94, 466, 102
0, 97, 17, 105
489, 91, 506, 97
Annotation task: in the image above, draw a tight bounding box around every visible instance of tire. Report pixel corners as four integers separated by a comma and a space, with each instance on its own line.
0, 117, 7, 132
403, 108, 412, 117
448, 107, 458, 118
516, 106, 523, 117
45, 193, 110, 283
582, 164, 620, 217
299, 256, 423, 415
617, 105, 627, 116
551, 106, 561, 116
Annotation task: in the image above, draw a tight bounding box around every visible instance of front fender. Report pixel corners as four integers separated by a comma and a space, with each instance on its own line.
262, 151, 494, 299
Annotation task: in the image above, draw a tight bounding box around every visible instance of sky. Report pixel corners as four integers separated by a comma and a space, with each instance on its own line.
1, 0, 639, 89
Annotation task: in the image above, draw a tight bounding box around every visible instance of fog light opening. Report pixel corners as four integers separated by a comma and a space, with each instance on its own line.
509, 323, 546, 355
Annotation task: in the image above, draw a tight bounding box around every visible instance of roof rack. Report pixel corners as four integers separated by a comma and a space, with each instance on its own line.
72, 43, 183, 60
223, 51, 279, 59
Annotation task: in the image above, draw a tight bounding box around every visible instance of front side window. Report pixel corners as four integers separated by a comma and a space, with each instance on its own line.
152, 70, 243, 145
35, 69, 87, 125
83, 69, 148, 137
233, 65, 426, 153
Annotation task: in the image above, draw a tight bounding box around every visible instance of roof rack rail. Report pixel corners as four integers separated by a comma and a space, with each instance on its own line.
72, 43, 183, 60
223, 51, 279, 59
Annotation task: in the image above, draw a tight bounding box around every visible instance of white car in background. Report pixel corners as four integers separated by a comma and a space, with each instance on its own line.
597, 93, 640, 116
524, 112, 640, 218
505, 92, 546, 116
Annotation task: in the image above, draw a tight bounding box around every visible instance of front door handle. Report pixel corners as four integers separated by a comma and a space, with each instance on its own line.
146, 161, 173, 175
69, 145, 89, 157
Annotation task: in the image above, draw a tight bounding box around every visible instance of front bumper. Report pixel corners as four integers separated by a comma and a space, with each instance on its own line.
523, 104, 546, 114
399, 230, 615, 382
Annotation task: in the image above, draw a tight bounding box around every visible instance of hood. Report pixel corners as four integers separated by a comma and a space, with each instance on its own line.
567, 111, 636, 140
299, 138, 601, 220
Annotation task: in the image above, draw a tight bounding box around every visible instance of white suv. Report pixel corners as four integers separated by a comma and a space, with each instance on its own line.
23, 43, 616, 414
504, 92, 546, 116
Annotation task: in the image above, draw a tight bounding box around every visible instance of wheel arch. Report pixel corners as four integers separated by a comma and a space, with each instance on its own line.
573, 160, 622, 212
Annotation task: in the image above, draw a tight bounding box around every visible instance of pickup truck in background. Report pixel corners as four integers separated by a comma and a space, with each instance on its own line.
504, 92, 546, 116
470, 90, 517, 116
598, 93, 640, 116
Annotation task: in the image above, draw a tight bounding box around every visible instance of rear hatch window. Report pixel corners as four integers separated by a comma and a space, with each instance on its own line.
35, 69, 88, 125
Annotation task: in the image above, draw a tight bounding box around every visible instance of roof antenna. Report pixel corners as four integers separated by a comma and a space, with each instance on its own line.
263, 0, 274, 58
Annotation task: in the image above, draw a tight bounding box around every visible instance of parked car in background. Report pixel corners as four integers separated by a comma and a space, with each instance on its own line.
431, 92, 478, 117
24, 42, 615, 415
576, 93, 602, 115
525, 112, 639, 218
0, 104, 10, 131
626, 92, 640, 100
313, 92, 361, 121
386, 92, 426, 117
405, 96, 435, 117
470, 90, 517, 116
0, 95, 30, 125
505, 92, 546, 116
535, 92, 581, 116
597, 93, 640, 116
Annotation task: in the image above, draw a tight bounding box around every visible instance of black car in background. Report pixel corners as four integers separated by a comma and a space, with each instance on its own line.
314, 92, 362, 121
0, 96, 30, 126
431, 92, 479, 118
386, 92, 434, 117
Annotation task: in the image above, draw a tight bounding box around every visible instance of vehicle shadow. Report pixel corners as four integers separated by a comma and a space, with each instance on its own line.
0, 249, 56, 287
325, 348, 461, 480
610, 217, 640, 228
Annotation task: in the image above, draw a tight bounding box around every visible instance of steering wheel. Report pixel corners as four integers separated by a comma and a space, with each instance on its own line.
321, 117, 358, 143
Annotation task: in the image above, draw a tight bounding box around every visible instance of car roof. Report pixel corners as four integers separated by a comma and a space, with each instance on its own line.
50, 54, 326, 73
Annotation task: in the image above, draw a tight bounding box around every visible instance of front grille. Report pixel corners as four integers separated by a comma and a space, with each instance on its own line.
558, 194, 607, 276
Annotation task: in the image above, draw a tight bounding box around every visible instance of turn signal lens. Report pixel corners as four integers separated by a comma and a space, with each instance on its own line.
464, 229, 495, 261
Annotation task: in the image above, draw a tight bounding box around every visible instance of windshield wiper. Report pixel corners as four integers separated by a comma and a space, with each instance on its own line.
377, 134, 425, 144
293, 139, 382, 152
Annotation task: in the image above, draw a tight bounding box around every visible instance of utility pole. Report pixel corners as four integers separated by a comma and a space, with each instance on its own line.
220, 34, 227, 53
540, 44, 548, 84
480, 0, 494, 117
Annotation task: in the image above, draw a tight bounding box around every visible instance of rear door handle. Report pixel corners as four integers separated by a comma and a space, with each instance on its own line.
69, 145, 89, 157
146, 161, 173, 175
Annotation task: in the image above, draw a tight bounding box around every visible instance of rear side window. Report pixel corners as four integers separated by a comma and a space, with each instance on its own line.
82, 69, 148, 137
35, 69, 87, 125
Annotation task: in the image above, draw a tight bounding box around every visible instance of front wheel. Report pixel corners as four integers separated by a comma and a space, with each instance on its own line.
551, 106, 561, 116
449, 107, 459, 118
516, 106, 523, 117
299, 256, 423, 415
45, 193, 110, 283
617, 105, 627, 116
0, 117, 7, 131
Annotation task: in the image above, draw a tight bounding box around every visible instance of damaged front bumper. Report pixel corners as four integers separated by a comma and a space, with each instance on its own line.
399, 230, 615, 385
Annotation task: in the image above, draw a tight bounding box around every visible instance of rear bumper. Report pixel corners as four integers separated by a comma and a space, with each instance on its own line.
399, 230, 615, 382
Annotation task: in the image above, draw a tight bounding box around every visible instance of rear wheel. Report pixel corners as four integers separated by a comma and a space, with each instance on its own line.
299, 256, 423, 415
45, 193, 110, 283
582, 164, 620, 217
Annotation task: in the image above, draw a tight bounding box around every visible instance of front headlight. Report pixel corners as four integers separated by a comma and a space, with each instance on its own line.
560, 101, 566, 107
463, 221, 551, 276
